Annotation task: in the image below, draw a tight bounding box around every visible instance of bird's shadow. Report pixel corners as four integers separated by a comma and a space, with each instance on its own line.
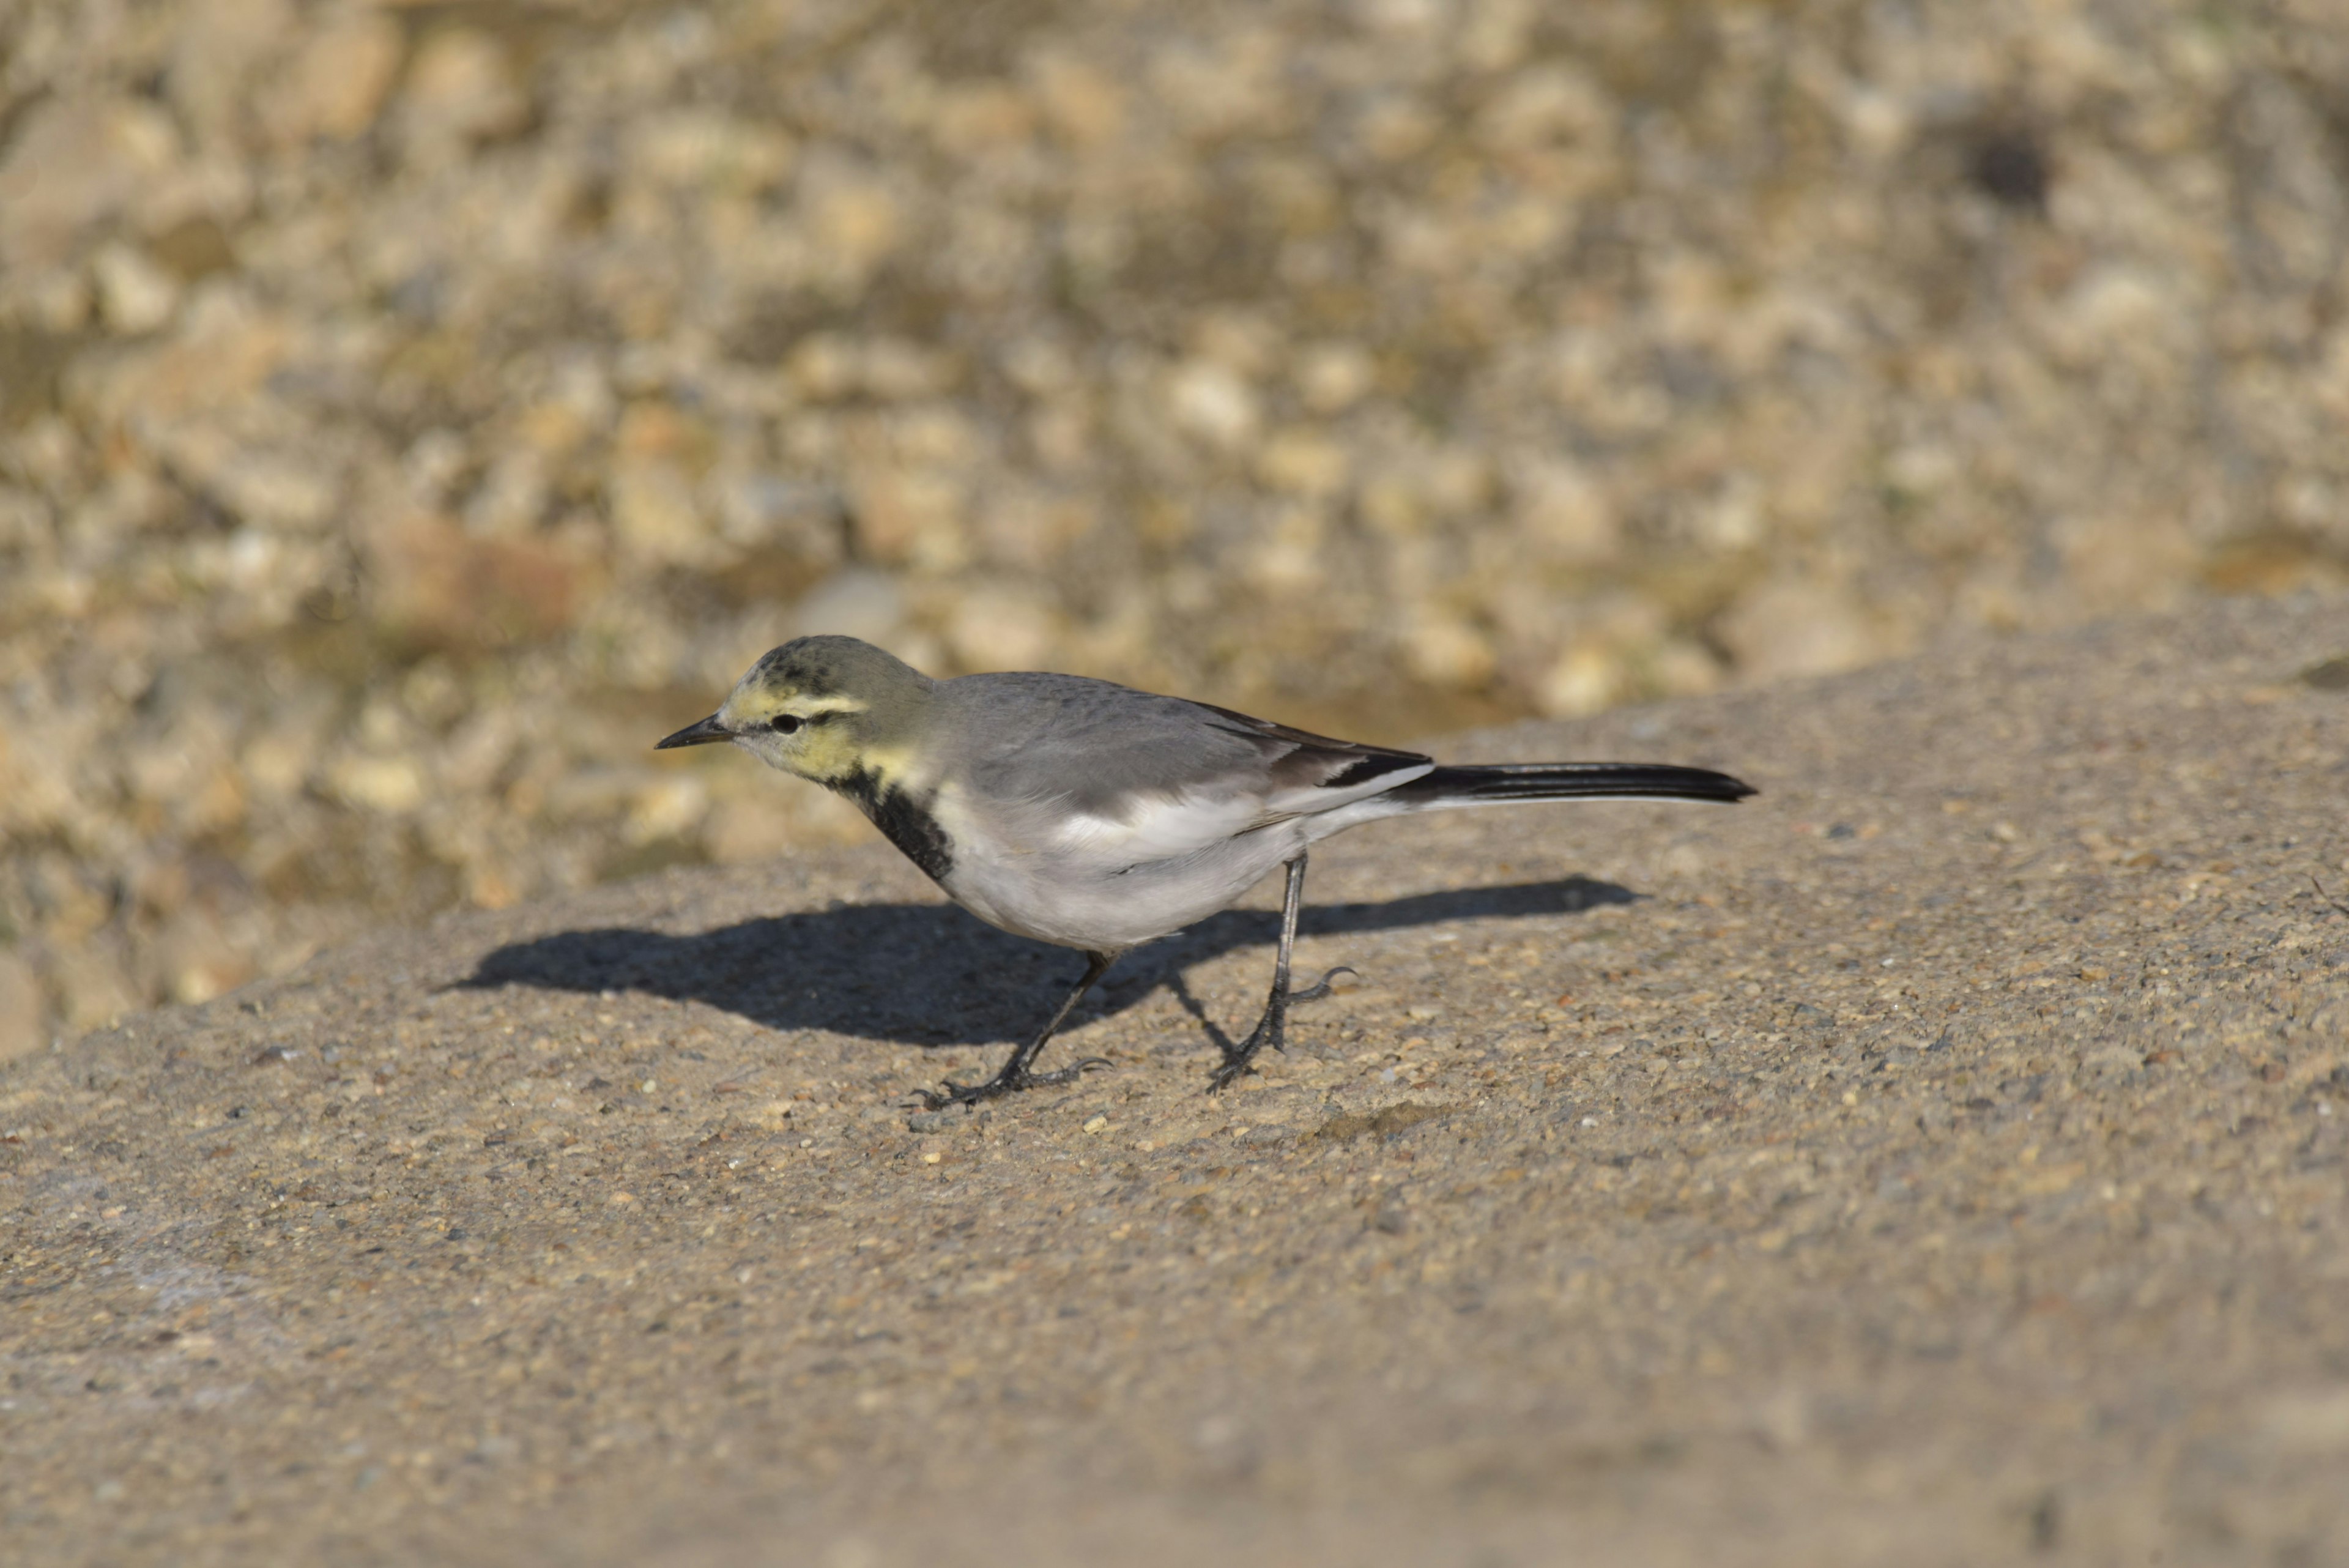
454, 877, 1637, 1048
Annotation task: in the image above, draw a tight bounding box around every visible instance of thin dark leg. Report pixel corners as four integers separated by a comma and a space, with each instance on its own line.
911, 951, 1118, 1110
1208, 852, 1354, 1093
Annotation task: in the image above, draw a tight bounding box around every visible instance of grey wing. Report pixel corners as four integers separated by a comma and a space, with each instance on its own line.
1184, 699, 1434, 812
942, 674, 1434, 861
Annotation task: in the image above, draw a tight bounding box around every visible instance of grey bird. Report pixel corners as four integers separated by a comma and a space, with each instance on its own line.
657, 636, 1755, 1107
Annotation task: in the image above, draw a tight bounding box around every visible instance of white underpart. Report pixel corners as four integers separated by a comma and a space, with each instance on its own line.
933, 761, 1439, 951
1048, 789, 1266, 861
1052, 761, 1435, 862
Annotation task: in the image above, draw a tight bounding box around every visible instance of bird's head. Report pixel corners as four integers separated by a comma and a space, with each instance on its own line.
655, 635, 933, 786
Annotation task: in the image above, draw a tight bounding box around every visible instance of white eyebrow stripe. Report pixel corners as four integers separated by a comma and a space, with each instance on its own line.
784, 696, 869, 716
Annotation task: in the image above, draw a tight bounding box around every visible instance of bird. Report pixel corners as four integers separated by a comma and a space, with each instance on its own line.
657, 635, 1755, 1109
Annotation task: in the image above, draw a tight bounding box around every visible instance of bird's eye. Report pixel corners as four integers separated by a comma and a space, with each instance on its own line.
771, 714, 802, 735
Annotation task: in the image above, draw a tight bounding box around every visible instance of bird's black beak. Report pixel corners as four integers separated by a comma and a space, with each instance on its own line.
655, 713, 732, 750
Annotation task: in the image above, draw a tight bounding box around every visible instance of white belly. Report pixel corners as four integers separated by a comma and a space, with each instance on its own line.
938, 821, 1310, 951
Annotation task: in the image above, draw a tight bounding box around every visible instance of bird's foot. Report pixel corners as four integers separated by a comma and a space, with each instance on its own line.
1209, 1008, 1287, 1093
1283, 965, 1358, 1005
1205, 967, 1358, 1093
908, 1057, 1111, 1112
1206, 1039, 1267, 1094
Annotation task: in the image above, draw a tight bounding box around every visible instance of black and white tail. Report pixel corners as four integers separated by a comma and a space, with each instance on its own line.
1392, 762, 1756, 809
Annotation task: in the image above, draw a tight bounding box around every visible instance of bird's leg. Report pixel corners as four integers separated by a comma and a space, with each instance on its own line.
911, 951, 1118, 1110
1208, 853, 1352, 1093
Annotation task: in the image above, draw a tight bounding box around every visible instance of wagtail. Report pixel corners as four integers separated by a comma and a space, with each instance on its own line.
658, 636, 1754, 1107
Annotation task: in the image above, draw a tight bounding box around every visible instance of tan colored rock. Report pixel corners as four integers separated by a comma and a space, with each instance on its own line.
363, 513, 588, 648
241, 729, 316, 800
628, 109, 796, 193
45, 942, 139, 1035
1401, 611, 1497, 690
846, 470, 966, 571
64, 293, 292, 426
610, 458, 718, 568
261, 8, 405, 145
1357, 473, 1423, 538
1293, 341, 1376, 414
699, 794, 798, 864
1024, 403, 1093, 473
166, 0, 296, 141
464, 448, 554, 538
0, 723, 63, 840
0, 96, 181, 270
712, 470, 844, 562
700, 779, 864, 863
1232, 503, 1327, 595
1165, 361, 1260, 450
625, 775, 708, 847
1649, 637, 1726, 698
399, 28, 527, 152
784, 334, 860, 401
789, 570, 907, 644
1715, 577, 1879, 684
1474, 61, 1614, 155
804, 177, 905, 275
157, 906, 253, 1006
2058, 512, 2200, 615
1188, 311, 1282, 376
91, 243, 182, 335
207, 447, 342, 532
327, 755, 426, 816
1507, 455, 1620, 566
124, 710, 236, 819
929, 82, 1037, 152
0, 948, 43, 1063
1354, 94, 1440, 163
945, 583, 1060, 672
1535, 642, 1622, 717
1255, 429, 1350, 499
1029, 53, 1127, 147
861, 340, 959, 402
9, 267, 93, 333
973, 488, 1096, 571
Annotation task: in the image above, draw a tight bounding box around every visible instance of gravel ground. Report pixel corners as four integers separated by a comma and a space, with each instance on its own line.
3, 593, 2346, 1565
6, 0, 2349, 1051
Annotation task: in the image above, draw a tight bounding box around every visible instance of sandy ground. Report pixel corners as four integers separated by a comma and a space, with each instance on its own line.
5, 593, 2348, 1566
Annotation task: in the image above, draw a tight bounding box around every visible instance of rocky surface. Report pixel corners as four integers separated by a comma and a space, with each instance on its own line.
6, 0, 2349, 1051
3, 595, 2346, 1564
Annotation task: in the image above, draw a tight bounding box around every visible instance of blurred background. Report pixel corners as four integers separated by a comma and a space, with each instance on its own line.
2, 0, 2347, 1055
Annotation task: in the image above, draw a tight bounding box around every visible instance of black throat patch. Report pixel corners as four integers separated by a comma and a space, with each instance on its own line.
833, 767, 954, 883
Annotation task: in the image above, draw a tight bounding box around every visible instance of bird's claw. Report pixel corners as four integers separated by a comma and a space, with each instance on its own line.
1205, 1051, 1256, 1094
908, 1057, 1111, 1111
1208, 1022, 1278, 1093
1205, 965, 1359, 1094
1284, 965, 1358, 1005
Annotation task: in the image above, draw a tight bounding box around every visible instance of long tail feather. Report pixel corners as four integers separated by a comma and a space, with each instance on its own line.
1391, 762, 1756, 808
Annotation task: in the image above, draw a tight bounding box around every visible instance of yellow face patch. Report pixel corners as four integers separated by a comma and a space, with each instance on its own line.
787, 721, 877, 784
717, 683, 915, 787
837, 740, 922, 790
